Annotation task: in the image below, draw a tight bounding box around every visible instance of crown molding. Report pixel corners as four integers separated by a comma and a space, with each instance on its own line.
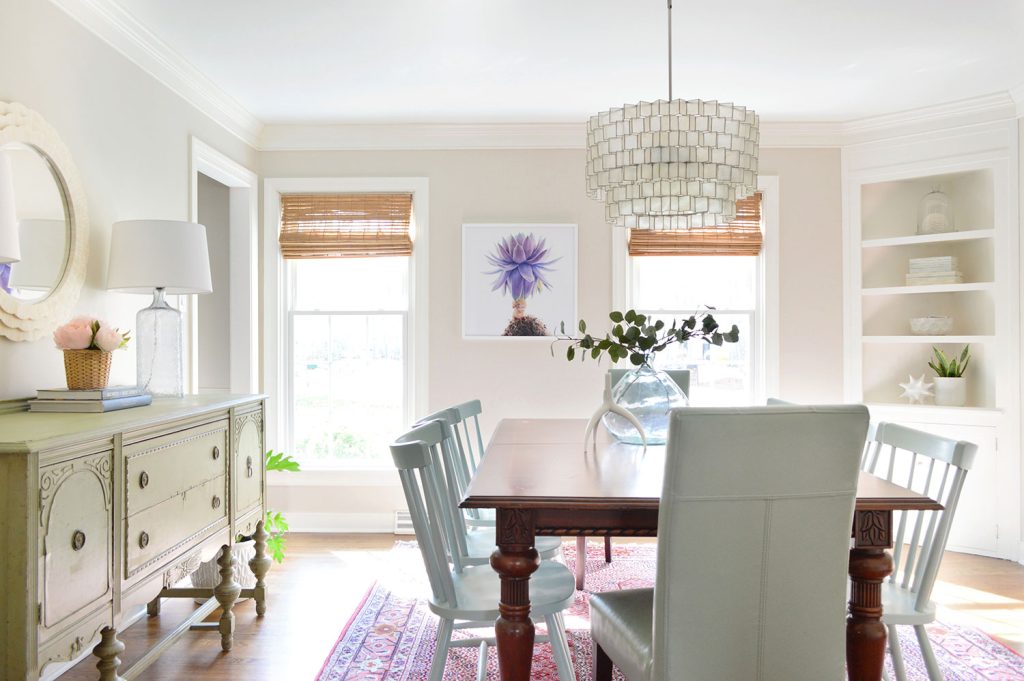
49, 0, 263, 148
1010, 84, 1024, 118
258, 122, 585, 151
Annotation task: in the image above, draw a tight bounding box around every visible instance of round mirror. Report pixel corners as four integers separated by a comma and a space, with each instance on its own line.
0, 144, 70, 302
0, 102, 88, 341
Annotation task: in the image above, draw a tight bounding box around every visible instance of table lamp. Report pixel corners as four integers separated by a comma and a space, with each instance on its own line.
0, 151, 21, 294
107, 220, 212, 396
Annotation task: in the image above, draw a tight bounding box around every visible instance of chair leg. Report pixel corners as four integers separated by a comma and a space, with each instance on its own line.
575, 536, 587, 590
429, 617, 454, 681
545, 613, 576, 681
888, 624, 908, 681
915, 624, 945, 681
604, 536, 612, 563
594, 641, 613, 681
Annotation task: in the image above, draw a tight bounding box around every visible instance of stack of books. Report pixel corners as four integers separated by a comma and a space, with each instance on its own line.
906, 256, 963, 286
29, 386, 152, 413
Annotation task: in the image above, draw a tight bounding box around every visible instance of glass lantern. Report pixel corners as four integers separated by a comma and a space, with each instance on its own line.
917, 187, 954, 235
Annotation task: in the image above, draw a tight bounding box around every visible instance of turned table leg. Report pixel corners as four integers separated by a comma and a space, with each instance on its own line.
248, 519, 273, 616
93, 626, 125, 681
491, 508, 539, 681
214, 544, 241, 652
848, 510, 894, 681
574, 535, 587, 590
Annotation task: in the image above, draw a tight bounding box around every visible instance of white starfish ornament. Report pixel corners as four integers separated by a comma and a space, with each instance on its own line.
898, 374, 934, 404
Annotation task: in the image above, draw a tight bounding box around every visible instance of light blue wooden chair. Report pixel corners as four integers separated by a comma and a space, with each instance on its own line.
591, 404, 868, 680
391, 420, 576, 681
862, 422, 976, 681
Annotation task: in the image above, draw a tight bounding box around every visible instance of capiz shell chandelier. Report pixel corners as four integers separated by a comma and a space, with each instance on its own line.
586, 1, 759, 229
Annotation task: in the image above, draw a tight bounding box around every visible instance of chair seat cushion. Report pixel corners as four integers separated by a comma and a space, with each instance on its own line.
589, 588, 654, 681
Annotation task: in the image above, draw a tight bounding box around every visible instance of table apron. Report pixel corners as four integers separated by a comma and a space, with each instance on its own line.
531, 508, 659, 537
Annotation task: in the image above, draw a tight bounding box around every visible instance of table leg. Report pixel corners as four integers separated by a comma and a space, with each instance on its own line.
491, 508, 539, 681
574, 535, 587, 590
848, 511, 894, 681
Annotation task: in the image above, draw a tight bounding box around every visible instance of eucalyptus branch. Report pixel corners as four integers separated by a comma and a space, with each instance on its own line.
552, 308, 739, 367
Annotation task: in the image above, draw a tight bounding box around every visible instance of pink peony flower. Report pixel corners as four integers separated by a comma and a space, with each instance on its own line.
94, 325, 126, 352
53, 318, 95, 350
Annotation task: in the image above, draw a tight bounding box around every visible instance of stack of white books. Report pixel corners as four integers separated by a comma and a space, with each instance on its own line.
906, 256, 963, 286
29, 386, 152, 413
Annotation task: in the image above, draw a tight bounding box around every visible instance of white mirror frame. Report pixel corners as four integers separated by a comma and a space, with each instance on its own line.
0, 101, 89, 341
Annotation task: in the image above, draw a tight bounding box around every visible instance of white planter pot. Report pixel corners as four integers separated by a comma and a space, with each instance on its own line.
190, 541, 256, 602
933, 377, 967, 407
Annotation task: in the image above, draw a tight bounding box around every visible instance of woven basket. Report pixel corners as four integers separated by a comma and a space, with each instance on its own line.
63, 349, 112, 390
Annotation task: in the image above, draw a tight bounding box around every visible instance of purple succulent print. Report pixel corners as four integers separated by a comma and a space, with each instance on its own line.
485, 232, 560, 301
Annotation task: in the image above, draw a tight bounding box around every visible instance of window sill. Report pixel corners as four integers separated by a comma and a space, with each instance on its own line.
267, 468, 399, 488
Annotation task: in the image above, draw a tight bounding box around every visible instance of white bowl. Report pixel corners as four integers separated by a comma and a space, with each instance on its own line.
909, 316, 953, 335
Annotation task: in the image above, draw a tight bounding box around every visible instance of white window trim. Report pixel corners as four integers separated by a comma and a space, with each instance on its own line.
262, 177, 429, 473
612, 175, 780, 402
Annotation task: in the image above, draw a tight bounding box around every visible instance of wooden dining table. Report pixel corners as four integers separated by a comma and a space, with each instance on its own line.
460, 418, 943, 681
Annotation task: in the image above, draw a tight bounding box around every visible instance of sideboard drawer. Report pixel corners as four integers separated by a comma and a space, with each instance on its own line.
125, 476, 228, 576
39, 451, 113, 631
125, 420, 228, 515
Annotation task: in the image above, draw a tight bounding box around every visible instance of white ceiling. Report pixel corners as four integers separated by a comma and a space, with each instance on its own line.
115, 0, 1024, 125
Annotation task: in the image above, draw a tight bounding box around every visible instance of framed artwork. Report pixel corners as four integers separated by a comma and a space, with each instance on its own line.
462, 223, 577, 338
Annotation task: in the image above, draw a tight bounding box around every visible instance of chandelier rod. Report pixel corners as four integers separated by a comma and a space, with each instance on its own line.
667, 0, 673, 101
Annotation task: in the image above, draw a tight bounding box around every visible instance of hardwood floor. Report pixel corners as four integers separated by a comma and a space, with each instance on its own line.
62, 534, 1024, 680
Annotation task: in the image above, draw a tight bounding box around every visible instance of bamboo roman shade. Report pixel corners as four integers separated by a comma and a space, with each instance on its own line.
279, 193, 414, 259
628, 192, 763, 256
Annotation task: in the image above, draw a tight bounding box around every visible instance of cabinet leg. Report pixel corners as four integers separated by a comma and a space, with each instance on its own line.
248, 519, 273, 616
214, 544, 241, 652
93, 626, 125, 681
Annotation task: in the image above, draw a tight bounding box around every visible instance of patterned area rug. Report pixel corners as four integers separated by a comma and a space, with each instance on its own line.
316, 542, 1024, 680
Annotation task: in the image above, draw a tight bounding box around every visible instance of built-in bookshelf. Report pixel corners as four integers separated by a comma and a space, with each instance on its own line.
842, 120, 1019, 560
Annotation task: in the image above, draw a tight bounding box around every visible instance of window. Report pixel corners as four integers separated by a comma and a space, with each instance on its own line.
272, 187, 425, 468
622, 191, 773, 406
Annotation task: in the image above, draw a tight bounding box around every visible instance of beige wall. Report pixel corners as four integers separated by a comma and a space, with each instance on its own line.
197, 174, 231, 391
760, 148, 845, 403
0, 0, 258, 400
261, 146, 846, 524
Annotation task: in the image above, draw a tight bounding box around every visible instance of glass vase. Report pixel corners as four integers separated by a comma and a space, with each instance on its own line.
136, 287, 184, 397
917, 187, 953, 235
602, 364, 688, 445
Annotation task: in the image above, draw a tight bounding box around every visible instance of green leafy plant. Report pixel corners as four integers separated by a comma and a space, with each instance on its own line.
238, 450, 300, 563
553, 308, 739, 367
928, 345, 970, 378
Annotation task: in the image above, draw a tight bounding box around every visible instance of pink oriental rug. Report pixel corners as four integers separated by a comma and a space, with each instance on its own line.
316, 542, 1024, 680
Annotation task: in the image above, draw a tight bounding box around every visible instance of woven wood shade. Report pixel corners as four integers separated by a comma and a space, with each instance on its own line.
628, 192, 763, 256
279, 193, 413, 259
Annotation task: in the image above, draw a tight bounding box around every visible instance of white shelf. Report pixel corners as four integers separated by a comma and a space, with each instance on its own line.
862, 335, 993, 344
862, 282, 994, 296
862, 229, 995, 249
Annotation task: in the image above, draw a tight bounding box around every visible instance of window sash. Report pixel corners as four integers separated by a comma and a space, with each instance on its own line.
279, 193, 413, 259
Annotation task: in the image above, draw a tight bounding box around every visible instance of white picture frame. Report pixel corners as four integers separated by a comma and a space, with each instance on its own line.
462, 223, 577, 339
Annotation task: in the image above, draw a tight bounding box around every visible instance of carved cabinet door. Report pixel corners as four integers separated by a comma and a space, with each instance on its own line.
39, 451, 113, 629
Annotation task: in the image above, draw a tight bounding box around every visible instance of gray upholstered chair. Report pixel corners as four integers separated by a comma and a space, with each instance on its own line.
862, 422, 976, 681
591, 404, 869, 681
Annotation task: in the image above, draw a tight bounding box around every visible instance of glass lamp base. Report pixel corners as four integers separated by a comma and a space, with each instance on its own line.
136, 288, 184, 397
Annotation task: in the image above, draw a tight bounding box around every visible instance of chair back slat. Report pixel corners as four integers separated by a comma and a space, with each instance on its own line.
862, 422, 977, 613
651, 405, 867, 681
390, 422, 458, 606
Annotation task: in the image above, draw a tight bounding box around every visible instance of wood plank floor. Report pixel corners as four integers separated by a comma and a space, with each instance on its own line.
62, 534, 1024, 680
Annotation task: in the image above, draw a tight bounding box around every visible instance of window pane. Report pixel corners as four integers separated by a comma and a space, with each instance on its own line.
643, 312, 753, 406
293, 257, 408, 311
633, 256, 757, 311
292, 313, 405, 464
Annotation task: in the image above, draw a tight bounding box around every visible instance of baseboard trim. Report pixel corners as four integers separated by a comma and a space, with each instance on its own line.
286, 511, 395, 533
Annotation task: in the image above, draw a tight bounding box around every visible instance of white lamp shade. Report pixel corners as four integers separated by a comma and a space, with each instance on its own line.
10, 218, 66, 290
0, 152, 21, 264
107, 220, 212, 294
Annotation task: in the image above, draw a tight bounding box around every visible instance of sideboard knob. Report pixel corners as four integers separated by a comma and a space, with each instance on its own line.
139, 531, 149, 549
212, 495, 221, 509
139, 471, 149, 489
71, 530, 86, 551
212, 446, 220, 460
246, 456, 253, 478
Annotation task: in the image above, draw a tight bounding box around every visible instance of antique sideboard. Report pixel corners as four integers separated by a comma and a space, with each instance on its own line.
0, 394, 268, 680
